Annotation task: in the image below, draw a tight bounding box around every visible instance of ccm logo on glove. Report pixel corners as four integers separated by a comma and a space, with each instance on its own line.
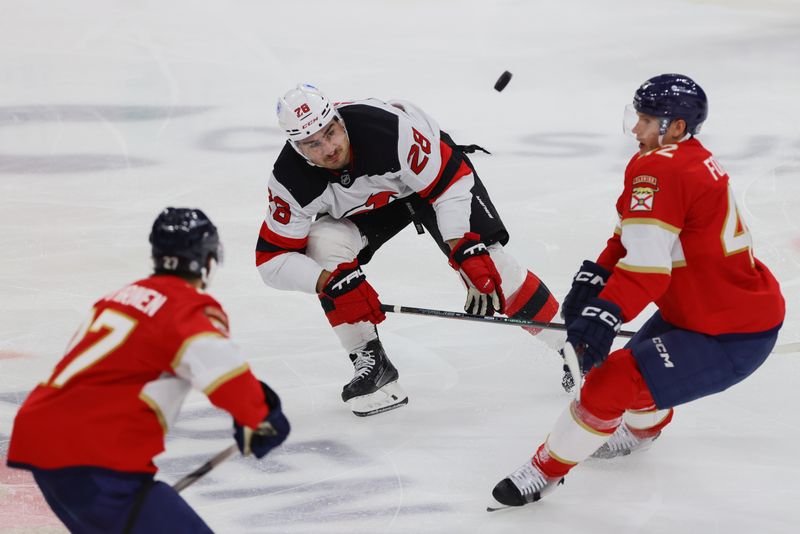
580, 306, 622, 330
574, 271, 608, 286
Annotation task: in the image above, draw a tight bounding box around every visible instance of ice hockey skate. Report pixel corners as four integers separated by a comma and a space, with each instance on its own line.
341, 339, 408, 417
489, 460, 564, 510
591, 423, 660, 459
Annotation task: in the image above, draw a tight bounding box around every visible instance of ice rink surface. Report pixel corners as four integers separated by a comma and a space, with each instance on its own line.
1, 0, 799, 532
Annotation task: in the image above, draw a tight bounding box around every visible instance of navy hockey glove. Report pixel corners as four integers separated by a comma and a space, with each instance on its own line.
234, 382, 290, 459
448, 232, 505, 316
319, 260, 385, 326
561, 260, 611, 327
566, 297, 622, 373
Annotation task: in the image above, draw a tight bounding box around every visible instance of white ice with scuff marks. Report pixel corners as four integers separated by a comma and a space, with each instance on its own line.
1, 1, 799, 532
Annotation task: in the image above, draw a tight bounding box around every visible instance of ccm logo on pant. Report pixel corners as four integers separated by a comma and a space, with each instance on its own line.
652, 337, 675, 368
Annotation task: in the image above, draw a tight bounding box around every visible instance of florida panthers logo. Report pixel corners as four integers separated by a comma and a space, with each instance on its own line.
630, 175, 659, 212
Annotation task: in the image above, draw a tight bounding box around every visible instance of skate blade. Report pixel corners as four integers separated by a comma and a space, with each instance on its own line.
486, 503, 515, 512
348, 381, 408, 417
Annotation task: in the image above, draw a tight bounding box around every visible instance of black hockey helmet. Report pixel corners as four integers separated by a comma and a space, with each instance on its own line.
149, 207, 223, 279
633, 74, 708, 135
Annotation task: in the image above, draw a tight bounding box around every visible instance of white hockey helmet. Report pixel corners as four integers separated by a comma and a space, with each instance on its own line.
276, 84, 343, 150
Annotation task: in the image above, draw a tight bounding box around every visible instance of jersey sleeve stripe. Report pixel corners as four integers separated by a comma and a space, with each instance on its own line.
138, 392, 168, 434
418, 141, 472, 201
618, 222, 679, 272
170, 331, 223, 370
202, 363, 250, 396
621, 217, 681, 234
255, 248, 290, 267
258, 221, 308, 251
616, 262, 672, 274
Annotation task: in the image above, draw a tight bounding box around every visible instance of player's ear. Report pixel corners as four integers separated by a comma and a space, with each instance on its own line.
670, 118, 688, 138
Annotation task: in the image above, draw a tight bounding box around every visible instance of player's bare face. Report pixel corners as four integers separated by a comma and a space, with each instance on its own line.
297, 120, 351, 169
631, 113, 662, 154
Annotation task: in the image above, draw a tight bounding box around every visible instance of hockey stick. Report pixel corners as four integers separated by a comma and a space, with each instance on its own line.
561, 342, 583, 402
380, 304, 638, 338
172, 444, 238, 493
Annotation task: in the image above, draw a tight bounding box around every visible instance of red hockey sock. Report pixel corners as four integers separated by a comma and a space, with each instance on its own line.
580, 349, 673, 438
532, 443, 574, 479
505, 271, 558, 335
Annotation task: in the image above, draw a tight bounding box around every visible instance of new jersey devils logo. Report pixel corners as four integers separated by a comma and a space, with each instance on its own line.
365, 191, 397, 210
344, 191, 398, 217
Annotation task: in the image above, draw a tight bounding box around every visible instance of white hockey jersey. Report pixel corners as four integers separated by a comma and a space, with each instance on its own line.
256, 99, 475, 293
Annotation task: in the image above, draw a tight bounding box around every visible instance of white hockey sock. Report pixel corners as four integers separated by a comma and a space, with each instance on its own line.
333, 322, 379, 354
544, 401, 619, 465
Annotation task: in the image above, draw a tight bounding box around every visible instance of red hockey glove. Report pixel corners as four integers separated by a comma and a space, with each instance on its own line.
448, 232, 505, 315
318, 260, 385, 327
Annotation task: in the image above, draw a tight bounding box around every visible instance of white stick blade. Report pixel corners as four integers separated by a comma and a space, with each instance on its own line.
562, 342, 582, 402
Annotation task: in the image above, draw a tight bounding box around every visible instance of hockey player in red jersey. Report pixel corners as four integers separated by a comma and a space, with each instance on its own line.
491, 74, 785, 507
7, 208, 290, 533
257, 84, 560, 417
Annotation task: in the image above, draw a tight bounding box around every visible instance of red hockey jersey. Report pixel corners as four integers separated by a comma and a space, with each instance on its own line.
596, 137, 784, 335
8, 275, 268, 473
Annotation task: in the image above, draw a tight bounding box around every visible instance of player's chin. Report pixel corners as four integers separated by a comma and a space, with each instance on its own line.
324, 152, 343, 168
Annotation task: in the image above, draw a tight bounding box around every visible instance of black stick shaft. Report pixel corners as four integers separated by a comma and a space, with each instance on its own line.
380, 304, 637, 338
172, 444, 238, 493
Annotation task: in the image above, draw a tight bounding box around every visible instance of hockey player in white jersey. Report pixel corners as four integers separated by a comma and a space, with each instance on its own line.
257, 84, 559, 416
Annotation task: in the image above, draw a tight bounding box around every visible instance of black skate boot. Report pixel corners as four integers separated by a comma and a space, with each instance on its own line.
341, 339, 408, 417
489, 460, 564, 511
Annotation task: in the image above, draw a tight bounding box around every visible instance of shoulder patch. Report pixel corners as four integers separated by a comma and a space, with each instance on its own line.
630, 175, 659, 212
204, 306, 230, 336
632, 175, 658, 187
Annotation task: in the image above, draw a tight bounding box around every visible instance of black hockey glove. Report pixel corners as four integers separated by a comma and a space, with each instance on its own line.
561, 260, 612, 327
234, 381, 290, 459
566, 297, 622, 373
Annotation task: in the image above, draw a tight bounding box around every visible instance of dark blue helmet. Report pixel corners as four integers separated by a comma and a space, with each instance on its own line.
149, 207, 222, 278
633, 74, 708, 135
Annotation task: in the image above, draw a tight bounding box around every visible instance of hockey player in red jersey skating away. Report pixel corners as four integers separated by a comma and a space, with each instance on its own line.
256, 84, 560, 417
491, 74, 785, 507
7, 208, 290, 533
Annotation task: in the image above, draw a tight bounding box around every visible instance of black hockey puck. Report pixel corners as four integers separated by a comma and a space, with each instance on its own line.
494, 71, 512, 92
